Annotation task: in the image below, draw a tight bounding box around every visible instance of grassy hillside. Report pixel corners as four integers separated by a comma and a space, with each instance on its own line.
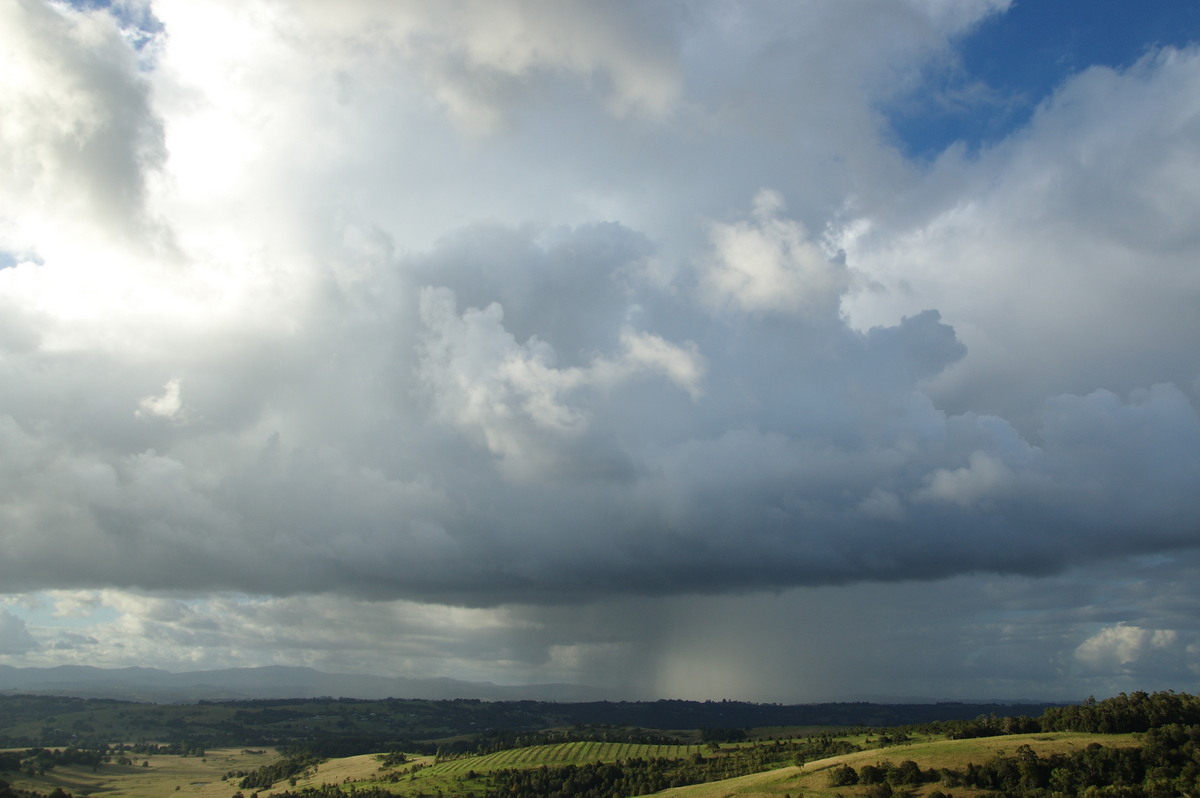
646, 732, 1141, 798
0, 747, 280, 798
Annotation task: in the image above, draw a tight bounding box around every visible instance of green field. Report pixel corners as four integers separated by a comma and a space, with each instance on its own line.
306, 740, 709, 798
645, 732, 1142, 798
1, 747, 280, 798
427, 740, 703, 774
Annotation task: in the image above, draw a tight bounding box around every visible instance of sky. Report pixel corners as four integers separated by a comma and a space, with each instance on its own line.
1, 0, 1200, 704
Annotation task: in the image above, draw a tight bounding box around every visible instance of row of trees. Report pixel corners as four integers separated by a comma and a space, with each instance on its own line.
0, 749, 106, 777
0, 783, 73, 798
482, 757, 716, 798
826, 725, 1200, 796
472, 724, 684, 755
232, 751, 324, 790
907, 691, 1200, 740
1041, 691, 1200, 734
827, 758, 932, 787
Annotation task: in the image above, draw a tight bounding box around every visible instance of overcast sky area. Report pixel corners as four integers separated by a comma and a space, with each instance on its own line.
2, 0, 1200, 703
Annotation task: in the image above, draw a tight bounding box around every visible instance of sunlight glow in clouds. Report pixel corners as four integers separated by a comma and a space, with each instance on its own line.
2, 0, 1200, 701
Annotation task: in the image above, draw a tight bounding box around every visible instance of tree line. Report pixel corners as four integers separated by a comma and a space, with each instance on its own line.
825, 729, 1200, 798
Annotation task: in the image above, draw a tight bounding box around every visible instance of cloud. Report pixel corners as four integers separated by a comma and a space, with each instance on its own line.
136, 378, 184, 421
917, 451, 1014, 507
0, 609, 37, 655
0, 0, 164, 252
1075, 625, 1181, 675
290, 0, 682, 135
10, 589, 553, 683
702, 190, 851, 318
11, 551, 1200, 702
417, 285, 704, 477
1, 178, 1199, 606
1, 0, 1200, 699
843, 46, 1200, 425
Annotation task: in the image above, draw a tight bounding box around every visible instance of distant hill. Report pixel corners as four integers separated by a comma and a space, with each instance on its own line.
0, 664, 617, 703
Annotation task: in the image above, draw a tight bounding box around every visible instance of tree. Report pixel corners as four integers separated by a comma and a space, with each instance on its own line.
828, 765, 859, 786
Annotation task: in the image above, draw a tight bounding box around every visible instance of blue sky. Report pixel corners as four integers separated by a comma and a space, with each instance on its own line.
888, 0, 1200, 159
1, 0, 1200, 703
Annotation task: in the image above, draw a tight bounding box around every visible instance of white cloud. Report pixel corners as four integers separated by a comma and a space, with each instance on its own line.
287, 0, 682, 135
417, 285, 704, 476
136, 378, 184, 421
1075, 625, 1180, 674
702, 189, 851, 318
842, 46, 1200, 423
917, 450, 1013, 507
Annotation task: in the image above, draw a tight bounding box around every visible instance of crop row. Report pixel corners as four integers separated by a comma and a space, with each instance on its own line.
426, 742, 701, 776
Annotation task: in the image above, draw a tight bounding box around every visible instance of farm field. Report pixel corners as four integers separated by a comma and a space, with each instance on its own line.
1, 748, 281, 798
645, 731, 1142, 798
427, 740, 703, 773
286, 740, 709, 798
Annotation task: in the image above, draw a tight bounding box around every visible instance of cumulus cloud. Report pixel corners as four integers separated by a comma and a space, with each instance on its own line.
3, 191, 1197, 605
702, 189, 851, 317
842, 46, 1200, 425
417, 285, 704, 477
1, 0, 1199, 697
136, 378, 184, 421
1075, 625, 1181, 675
917, 451, 1014, 507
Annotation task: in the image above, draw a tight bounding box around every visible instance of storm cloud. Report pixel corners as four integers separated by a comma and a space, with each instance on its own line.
2, 0, 1199, 700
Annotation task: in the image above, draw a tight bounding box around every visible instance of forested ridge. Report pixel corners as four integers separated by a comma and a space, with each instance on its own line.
0, 694, 1059, 751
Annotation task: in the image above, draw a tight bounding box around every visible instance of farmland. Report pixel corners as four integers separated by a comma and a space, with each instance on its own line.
652, 731, 1142, 798
0, 731, 1147, 798
3, 691, 1200, 797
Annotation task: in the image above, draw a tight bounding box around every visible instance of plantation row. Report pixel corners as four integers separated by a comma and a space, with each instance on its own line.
369, 735, 854, 798
423, 741, 702, 775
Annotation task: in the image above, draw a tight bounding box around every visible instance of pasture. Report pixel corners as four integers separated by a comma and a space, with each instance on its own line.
646, 731, 1142, 798
2, 747, 278, 798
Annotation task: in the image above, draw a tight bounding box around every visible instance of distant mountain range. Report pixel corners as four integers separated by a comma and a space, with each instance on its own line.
0, 664, 620, 703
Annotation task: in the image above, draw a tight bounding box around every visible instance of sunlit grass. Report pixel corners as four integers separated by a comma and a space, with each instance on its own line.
644, 732, 1141, 798
2, 747, 278, 798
